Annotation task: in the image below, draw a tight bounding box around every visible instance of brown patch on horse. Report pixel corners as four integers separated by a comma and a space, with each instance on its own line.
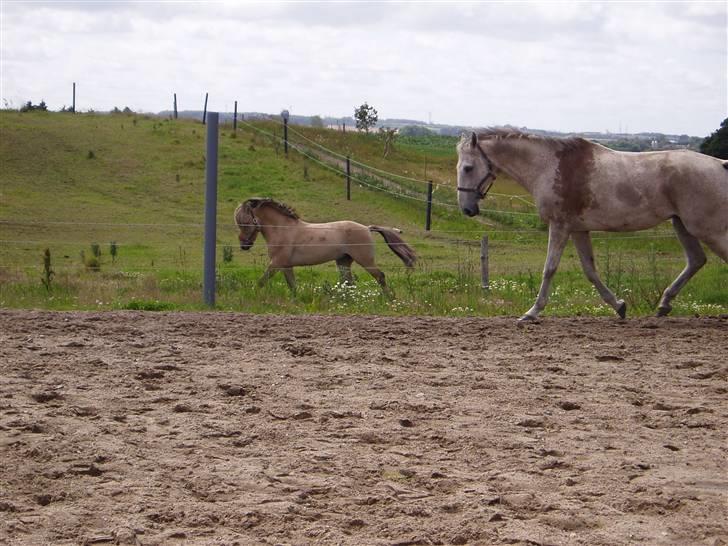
553, 139, 596, 218
615, 183, 642, 207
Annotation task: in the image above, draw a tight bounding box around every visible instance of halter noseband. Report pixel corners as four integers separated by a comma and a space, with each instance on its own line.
239, 206, 261, 245
457, 141, 497, 199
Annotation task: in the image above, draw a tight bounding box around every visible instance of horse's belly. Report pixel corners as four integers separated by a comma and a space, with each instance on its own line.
582, 208, 670, 232
289, 244, 343, 266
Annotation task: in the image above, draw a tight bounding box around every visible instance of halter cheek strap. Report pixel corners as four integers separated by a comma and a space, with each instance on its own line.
240, 209, 261, 245
457, 141, 497, 199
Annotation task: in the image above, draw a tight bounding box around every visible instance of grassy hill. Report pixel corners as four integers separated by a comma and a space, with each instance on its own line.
1, 110, 725, 316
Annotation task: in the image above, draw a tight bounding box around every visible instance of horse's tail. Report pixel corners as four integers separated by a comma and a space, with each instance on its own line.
368, 226, 417, 268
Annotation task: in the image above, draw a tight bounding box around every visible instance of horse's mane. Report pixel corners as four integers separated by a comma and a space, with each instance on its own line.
246, 198, 300, 220
460, 128, 588, 151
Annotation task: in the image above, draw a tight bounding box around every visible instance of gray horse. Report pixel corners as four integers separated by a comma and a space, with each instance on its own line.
456, 130, 727, 321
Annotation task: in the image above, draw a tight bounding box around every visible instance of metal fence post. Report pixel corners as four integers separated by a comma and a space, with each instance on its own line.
173, 93, 178, 119
233, 100, 238, 131
425, 180, 433, 231
480, 234, 489, 290
72, 82, 76, 113
203, 112, 219, 307
202, 92, 208, 124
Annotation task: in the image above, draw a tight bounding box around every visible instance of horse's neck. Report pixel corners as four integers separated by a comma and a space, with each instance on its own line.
483, 138, 554, 195
255, 208, 299, 238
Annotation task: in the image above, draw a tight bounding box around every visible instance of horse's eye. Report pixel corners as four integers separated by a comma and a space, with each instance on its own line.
464, 165, 473, 173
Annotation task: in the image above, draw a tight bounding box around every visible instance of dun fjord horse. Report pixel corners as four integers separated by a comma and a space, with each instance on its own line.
457, 130, 728, 321
234, 198, 416, 292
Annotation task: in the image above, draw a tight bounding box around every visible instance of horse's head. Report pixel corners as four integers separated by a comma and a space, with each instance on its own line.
456, 132, 497, 217
234, 199, 261, 250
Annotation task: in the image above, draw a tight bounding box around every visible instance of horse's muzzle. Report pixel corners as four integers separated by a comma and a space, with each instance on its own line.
240, 242, 253, 251
461, 204, 479, 217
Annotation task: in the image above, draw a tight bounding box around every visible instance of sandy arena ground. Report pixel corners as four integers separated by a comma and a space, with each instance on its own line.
0, 310, 726, 545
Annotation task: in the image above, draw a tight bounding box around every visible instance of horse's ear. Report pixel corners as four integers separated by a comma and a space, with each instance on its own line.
471, 132, 478, 148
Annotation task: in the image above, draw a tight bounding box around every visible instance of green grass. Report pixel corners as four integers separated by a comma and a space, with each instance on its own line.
1, 110, 726, 317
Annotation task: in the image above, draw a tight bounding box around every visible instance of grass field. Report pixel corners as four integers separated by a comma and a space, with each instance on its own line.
1, 110, 726, 317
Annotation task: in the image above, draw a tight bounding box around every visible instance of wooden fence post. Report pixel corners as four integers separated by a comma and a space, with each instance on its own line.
425, 181, 433, 231
480, 234, 489, 290
283, 117, 288, 156
346, 156, 351, 200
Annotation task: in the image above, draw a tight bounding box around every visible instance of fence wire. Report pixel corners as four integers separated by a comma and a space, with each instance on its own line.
240, 119, 541, 217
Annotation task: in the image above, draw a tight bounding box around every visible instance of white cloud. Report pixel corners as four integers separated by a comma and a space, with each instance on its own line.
1, 0, 725, 135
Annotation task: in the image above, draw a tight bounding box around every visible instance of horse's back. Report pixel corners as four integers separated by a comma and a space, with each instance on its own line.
303, 220, 371, 239
565, 148, 726, 235
659, 151, 728, 228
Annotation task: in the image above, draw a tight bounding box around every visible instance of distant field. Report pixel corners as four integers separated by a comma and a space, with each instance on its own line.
1, 111, 725, 317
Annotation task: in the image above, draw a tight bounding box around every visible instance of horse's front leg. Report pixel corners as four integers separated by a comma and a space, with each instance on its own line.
282, 267, 297, 294
572, 231, 626, 319
257, 264, 277, 287
520, 224, 570, 322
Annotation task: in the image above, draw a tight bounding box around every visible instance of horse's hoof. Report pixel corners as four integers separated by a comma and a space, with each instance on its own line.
517, 314, 539, 324
656, 305, 671, 317
617, 301, 627, 319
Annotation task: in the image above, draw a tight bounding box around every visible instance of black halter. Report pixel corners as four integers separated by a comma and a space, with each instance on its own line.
457, 141, 497, 199
239, 208, 261, 246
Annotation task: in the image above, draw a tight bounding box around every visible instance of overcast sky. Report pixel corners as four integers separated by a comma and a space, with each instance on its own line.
1, 1, 726, 136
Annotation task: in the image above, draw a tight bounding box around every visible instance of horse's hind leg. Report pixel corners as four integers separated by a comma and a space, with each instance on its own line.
336, 255, 354, 285
657, 216, 707, 316
572, 232, 626, 318
366, 267, 387, 289
704, 232, 728, 262
362, 264, 392, 297
350, 243, 392, 296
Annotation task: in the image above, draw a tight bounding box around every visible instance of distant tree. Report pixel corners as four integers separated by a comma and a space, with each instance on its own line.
122, 106, 134, 114
354, 102, 378, 133
700, 118, 728, 159
20, 100, 48, 112
310, 115, 324, 128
